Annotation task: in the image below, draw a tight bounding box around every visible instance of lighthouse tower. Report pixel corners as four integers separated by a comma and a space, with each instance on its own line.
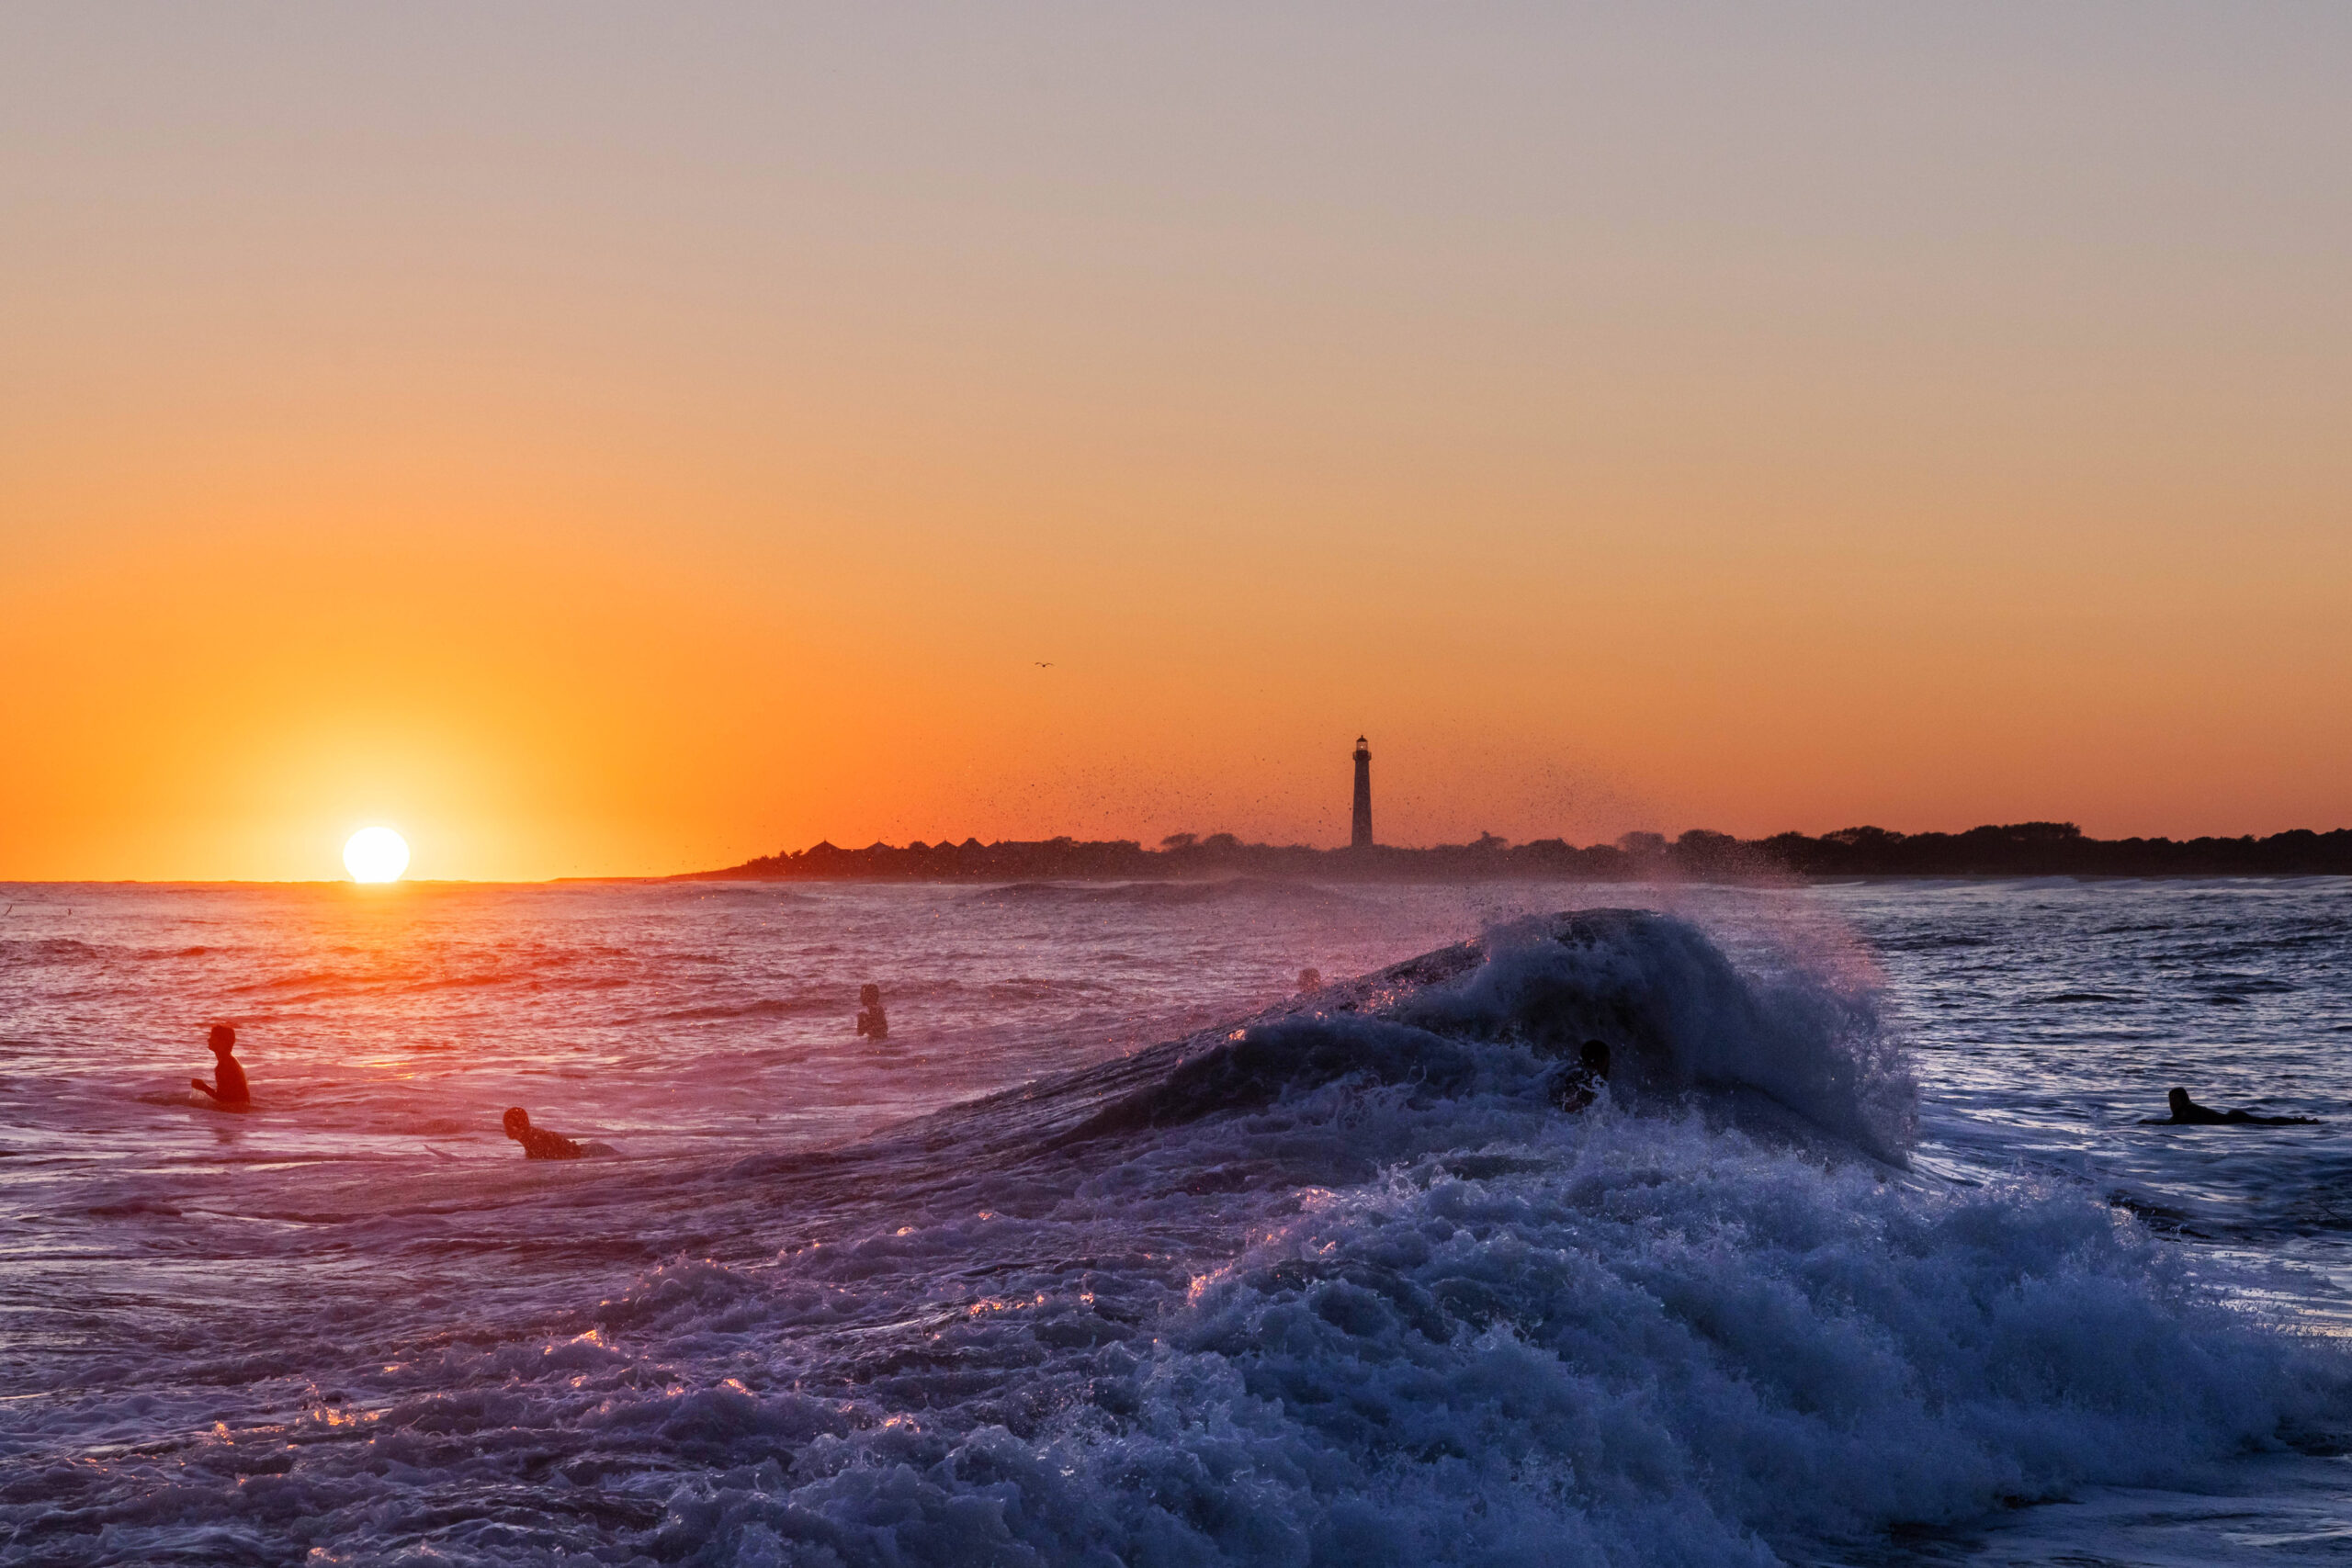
1351, 736, 1374, 850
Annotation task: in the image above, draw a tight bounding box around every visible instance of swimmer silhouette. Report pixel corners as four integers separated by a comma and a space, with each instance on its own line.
502, 1106, 584, 1159
190, 1024, 250, 1108
1552, 1039, 1611, 1112
855, 984, 888, 1042
2141, 1087, 2316, 1127
1296, 967, 1321, 993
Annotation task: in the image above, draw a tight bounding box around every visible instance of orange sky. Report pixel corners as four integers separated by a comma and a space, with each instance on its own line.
4, 5, 2348, 881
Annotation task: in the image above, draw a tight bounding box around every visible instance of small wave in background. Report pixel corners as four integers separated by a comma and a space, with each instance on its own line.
0, 879, 2346, 1565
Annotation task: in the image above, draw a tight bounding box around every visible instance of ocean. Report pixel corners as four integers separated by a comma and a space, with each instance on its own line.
1, 877, 2346, 1566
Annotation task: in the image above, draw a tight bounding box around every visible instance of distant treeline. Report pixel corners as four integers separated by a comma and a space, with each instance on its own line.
681, 822, 2352, 883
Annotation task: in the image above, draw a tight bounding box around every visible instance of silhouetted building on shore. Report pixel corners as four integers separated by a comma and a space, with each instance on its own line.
1351, 736, 1374, 850
666, 820, 2352, 885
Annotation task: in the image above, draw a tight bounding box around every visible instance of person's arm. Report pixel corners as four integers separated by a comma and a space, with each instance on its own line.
526, 1126, 587, 1159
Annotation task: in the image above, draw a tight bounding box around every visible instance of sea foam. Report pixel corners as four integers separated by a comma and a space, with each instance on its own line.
6, 905, 2345, 1566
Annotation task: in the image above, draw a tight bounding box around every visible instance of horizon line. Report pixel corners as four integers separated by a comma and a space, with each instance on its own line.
10, 819, 2352, 886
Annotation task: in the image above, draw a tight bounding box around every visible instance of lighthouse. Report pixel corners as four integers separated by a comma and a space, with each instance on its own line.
1351, 736, 1374, 850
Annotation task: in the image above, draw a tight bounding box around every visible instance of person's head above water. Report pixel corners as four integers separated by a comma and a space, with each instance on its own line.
2169, 1088, 2194, 1114
1579, 1039, 1611, 1077
209, 1024, 236, 1055
860, 984, 882, 1007
503, 1107, 532, 1139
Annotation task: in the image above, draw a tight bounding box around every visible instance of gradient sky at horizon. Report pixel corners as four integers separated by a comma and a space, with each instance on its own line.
4, 3, 2348, 880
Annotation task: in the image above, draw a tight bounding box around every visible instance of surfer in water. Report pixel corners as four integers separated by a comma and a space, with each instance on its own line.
1552, 1039, 1611, 1112
2142, 1087, 2316, 1126
502, 1106, 584, 1159
855, 983, 888, 1042
190, 1024, 250, 1108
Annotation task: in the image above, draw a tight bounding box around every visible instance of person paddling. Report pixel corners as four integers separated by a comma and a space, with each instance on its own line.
1552, 1039, 1611, 1111
190, 1025, 250, 1108
2141, 1087, 2316, 1126
855, 983, 889, 1042
502, 1106, 585, 1159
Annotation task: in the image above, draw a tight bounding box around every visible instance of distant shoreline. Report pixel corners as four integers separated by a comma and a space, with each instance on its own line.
673, 822, 2352, 884
8, 823, 2347, 886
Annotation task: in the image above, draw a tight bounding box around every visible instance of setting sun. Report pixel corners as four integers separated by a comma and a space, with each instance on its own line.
343, 827, 411, 884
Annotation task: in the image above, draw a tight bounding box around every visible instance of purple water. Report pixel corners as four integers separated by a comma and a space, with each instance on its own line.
2, 877, 2346, 1565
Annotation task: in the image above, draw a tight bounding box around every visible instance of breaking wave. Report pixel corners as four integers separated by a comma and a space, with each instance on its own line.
6, 908, 2345, 1566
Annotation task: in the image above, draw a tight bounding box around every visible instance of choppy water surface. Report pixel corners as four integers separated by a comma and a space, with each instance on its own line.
0, 877, 2346, 1566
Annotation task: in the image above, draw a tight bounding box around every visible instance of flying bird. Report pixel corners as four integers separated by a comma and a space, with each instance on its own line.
1035, 661, 1055, 668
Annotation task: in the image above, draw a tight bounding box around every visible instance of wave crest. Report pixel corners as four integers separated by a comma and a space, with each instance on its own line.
1058, 909, 1914, 1165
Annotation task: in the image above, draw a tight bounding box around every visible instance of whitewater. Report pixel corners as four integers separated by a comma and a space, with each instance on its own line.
1, 878, 2346, 1566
